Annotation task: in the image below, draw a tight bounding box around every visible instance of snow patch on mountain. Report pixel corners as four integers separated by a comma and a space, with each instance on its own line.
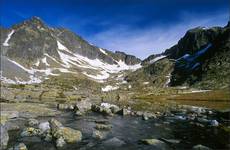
102, 85, 119, 92
149, 55, 167, 64
3, 30, 15, 46
83, 71, 110, 81
34, 60, 40, 66
99, 48, 108, 55
41, 57, 50, 66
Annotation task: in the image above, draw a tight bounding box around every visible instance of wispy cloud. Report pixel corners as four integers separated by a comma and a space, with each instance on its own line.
87, 12, 228, 59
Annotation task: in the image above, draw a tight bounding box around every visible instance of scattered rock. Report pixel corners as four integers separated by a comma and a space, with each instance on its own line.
117, 108, 131, 116
20, 127, 42, 137
9, 143, 28, 150
0, 125, 9, 150
49, 118, 82, 144
100, 103, 120, 113
140, 138, 168, 149
75, 99, 92, 114
91, 104, 113, 116
53, 127, 82, 143
57, 103, 74, 111
95, 124, 112, 131
103, 137, 125, 147
135, 111, 144, 116
210, 120, 219, 127
56, 137, 66, 148
160, 138, 180, 144
94, 120, 110, 125
142, 112, 156, 120
38, 122, 50, 133
27, 118, 39, 127
92, 130, 106, 140
49, 118, 63, 134
192, 144, 212, 150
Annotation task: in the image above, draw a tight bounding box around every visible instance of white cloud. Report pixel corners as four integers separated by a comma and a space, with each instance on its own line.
88, 12, 228, 59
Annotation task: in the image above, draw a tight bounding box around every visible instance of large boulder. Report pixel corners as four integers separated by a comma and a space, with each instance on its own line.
0, 125, 9, 150
75, 99, 92, 114
53, 127, 82, 143
49, 118, 82, 145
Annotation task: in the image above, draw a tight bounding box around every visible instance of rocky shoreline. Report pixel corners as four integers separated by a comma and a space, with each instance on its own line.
1, 99, 230, 150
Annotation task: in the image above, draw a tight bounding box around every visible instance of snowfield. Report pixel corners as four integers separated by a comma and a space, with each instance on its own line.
3, 30, 15, 46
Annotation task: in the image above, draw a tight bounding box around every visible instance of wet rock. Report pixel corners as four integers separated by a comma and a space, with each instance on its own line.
9, 143, 28, 150
117, 108, 131, 116
57, 103, 74, 111
49, 118, 63, 134
210, 120, 219, 127
92, 130, 106, 140
140, 138, 168, 149
0, 125, 9, 150
56, 137, 66, 148
91, 104, 113, 116
103, 137, 125, 147
50, 118, 82, 143
100, 103, 120, 113
38, 122, 50, 133
135, 111, 143, 116
27, 118, 39, 127
20, 127, 42, 137
197, 118, 209, 124
160, 138, 180, 144
75, 99, 92, 114
53, 127, 82, 143
142, 112, 156, 120
174, 115, 187, 120
95, 124, 112, 131
192, 144, 212, 150
44, 132, 53, 142
94, 120, 110, 125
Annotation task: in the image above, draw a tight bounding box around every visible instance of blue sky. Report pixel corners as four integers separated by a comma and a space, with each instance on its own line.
0, 0, 229, 59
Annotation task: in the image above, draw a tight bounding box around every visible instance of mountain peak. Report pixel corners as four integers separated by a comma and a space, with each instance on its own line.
12, 16, 46, 29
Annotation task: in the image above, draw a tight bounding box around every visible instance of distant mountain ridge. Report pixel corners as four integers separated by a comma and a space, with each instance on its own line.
0, 16, 141, 84
1, 17, 229, 90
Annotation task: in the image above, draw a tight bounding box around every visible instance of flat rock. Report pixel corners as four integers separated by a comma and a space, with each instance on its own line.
103, 137, 126, 147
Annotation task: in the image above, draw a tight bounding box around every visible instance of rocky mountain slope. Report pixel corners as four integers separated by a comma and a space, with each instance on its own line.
0, 17, 141, 84
127, 22, 230, 89
1, 17, 229, 91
